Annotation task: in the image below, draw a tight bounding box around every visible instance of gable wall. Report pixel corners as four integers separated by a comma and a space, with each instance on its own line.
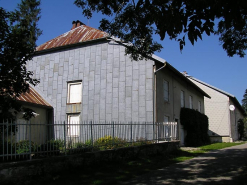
28, 41, 154, 122
190, 80, 230, 137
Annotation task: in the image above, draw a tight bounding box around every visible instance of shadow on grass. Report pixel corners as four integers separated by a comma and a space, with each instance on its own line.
32, 149, 202, 185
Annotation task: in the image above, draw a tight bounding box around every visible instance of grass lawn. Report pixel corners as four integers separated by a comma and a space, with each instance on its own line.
35, 142, 245, 185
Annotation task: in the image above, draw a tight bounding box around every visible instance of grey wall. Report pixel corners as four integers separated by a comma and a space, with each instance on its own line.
27, 41, 154, 122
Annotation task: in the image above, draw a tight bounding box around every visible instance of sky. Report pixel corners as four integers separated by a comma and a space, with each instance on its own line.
1, 0, 247, 104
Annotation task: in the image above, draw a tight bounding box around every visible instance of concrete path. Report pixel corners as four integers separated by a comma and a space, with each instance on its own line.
122, 143, 247, 185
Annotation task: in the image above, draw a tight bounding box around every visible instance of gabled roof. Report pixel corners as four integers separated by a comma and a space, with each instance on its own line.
36, 24, 109, 52
150, 56, 211, 99
187, 76, 245, 115
35, 21, 210, 99
17, 86, 52, 108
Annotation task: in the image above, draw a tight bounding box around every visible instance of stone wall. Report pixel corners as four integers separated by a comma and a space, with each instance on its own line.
0, 141, 179, 184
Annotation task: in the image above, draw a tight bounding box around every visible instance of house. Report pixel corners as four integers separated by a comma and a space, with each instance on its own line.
185, 74, 245, 142
26, 20, 210, 145
15, 86, 53, 144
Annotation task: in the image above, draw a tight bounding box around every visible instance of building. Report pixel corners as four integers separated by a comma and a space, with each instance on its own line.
27, 20, 209, 145
186, 74, 245, 142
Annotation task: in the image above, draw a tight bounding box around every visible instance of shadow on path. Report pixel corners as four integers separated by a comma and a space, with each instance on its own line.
122, 143, 247, 185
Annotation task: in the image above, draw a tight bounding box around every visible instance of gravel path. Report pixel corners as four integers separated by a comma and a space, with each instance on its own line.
122, 143, 247, 185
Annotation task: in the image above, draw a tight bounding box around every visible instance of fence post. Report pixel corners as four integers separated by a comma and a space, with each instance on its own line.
112, 121, 115, 147
29, 120, 32, 160
130, 121, 133, 144
90, 121, 93, 146
6, 120, 9, 161
63, 121, 67, 155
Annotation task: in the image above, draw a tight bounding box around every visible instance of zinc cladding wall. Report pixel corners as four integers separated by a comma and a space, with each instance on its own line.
27, 41, 154, 122
190, 80, 230, 137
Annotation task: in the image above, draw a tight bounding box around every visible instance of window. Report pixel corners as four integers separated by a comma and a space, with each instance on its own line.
67, 114, 80, 137
67, 81, 82, 103
181, 90, 185, 107
163, 80, 169, 101
189, 96, 193, 109
198, 101, 201, 112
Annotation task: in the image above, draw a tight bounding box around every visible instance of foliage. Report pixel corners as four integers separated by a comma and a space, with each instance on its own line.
16, 140, 38, 154
75, 0, 247, 60
238, 119, 245, 140
242, 89, 247, 113
39, 139, 64, 152
94, 135, 127, 150
180, 108, 210, 147
0, 0, 41, 120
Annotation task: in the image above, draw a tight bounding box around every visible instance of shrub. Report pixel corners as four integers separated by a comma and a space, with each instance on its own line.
180, 108, 210, 147
40, 139, 64, 151
16, 140, 38, 154
94, 135, 127, 150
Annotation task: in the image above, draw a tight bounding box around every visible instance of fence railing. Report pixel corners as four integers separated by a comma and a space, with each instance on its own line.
0, 121, 178, 162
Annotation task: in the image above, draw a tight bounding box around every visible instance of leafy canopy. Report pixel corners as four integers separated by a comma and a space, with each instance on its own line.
242, 89, 247, 113
74, 0, 247, 60
0, 0, 41, 120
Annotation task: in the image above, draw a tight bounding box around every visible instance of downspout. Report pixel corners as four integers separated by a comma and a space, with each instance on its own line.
153, 62, 167, 142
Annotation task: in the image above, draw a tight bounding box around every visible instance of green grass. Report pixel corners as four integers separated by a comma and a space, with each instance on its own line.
35, 142, 245, 185
199, 142, 244, 151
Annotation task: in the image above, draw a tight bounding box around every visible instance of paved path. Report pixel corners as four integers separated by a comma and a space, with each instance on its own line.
122, 143, 247, 185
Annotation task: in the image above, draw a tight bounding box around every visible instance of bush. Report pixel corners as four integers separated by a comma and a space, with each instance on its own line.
16, 140, 38, 154
94, 135, 127, 150
40, 139, 64, 151
180, 108, 210, 147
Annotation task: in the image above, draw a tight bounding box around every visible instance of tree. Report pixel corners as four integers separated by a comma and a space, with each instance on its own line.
242, 89, 247, 113
74, 0, 247, 60
0, 0, 41, 121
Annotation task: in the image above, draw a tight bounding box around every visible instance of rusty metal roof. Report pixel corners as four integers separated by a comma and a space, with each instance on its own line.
17, 86, 52, 108
36, 25, 109, 51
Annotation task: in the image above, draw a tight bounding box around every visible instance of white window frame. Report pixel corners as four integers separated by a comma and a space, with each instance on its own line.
189, 95, 193, 109
198, 101, 201, 112
67, 81, 82, 104
163, 80, 169, 102
67, 114, 80, 137
181, 90, 185, 107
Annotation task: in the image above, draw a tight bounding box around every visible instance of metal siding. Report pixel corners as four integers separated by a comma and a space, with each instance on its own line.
36, 25, 108, 52
17, 86, 52, 107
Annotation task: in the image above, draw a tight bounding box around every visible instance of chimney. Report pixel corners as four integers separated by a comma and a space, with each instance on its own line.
71, 20, 85, 30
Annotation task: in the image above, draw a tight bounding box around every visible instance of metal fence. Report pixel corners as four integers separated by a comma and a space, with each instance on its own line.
0, 121, 178, 162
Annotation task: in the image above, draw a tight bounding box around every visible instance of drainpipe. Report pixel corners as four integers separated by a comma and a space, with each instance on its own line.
153, 62, 167, 142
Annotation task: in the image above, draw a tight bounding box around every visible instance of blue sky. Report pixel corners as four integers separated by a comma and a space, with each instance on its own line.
1, 0, 247, 103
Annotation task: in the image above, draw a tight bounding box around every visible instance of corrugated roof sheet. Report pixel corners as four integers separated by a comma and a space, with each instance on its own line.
36, 25, 109, 51
17, 86, 52, 108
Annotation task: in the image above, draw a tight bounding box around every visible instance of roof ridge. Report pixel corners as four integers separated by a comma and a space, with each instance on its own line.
36, 24, 109, 52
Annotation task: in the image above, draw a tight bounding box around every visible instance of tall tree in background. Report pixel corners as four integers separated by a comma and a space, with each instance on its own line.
242, 89, 247, 113
74, 0, 247, 60
0, 0, 41, 120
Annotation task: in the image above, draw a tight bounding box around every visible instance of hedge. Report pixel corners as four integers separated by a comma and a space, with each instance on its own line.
180, 108, 210, 147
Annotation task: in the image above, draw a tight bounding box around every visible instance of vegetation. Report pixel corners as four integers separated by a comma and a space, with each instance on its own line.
238, 119, 245, 140
180, 108, 210, 146
75, 0, 247, 60
241, 89, 247, 139
242, 89, 247, 113
0, 0, 41, 121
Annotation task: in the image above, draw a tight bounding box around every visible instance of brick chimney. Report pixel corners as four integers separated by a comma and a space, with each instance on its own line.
71, 20, 85, 30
